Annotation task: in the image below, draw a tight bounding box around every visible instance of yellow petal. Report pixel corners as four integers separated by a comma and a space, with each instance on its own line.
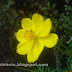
39, 33, 59, 48
16, 29, 27, 43
16, 40, 34, 55
32, 13, 44, 35
27, 38, 44, 63
38, 18, 52, 37
21, 18, 35, 30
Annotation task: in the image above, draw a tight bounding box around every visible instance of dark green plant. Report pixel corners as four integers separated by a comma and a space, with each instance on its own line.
0, 0, 19, 27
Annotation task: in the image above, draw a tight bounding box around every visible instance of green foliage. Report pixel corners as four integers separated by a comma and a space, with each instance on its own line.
35, 66, 57, 72
8, 0, 15, 5
2, 4, 10, 12
51, 3, 56, 9
15, 66, 70, 72
0, 0, 19, 27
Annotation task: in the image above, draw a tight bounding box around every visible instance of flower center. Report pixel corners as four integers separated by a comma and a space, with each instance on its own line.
24, 30, 35, 41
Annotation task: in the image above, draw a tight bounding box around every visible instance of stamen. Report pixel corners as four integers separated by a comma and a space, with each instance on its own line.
24, 29, 35, 41
26, 30, 28, 32
30, 30, 32, 32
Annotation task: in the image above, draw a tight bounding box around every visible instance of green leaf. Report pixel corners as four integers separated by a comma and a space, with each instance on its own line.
47, 2, 50, 8
65, 0, 69, 3
11, 9, 19, 17
60, 13, 64, 17
15, 20, 20, 26
42, 66, 44, 72
14, 13, 18, 17
41, 7, 48, 11
48, 67, 50, 72
37, 66, 42, 71
7, 14, 11, 18
68, 41, 72, 48
2, 4, 10, 12
10, 20, 14, 25
44, 12, 48, 15
8, 0, 15, 5
53, 10, 58, 15
59, 26, 63, 30
62, 24, 68, 28
45, 66, 48, 72
67, 6, 72, 11
52, 3, 56, 9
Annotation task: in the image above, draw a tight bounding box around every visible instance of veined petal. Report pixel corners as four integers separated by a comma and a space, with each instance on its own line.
16, 29, 27, 43
27, 38, 44, 63
21, 18, 35, 30
32, 13, 44, 35
38, 18, 52, 37
39, 33, 59, 48
16, 40, 34, 55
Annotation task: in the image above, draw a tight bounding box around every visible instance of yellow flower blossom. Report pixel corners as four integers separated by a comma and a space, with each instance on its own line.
16, 13, 59, 63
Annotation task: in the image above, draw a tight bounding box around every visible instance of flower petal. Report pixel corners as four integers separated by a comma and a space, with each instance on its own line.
16, 40, 34, 55
16, 29, 27, 43
21, 18, 35, 30
32, 13, 44, 35
39, 33, 59, 48
38, 18, 52, 37
27, 38, 44, 63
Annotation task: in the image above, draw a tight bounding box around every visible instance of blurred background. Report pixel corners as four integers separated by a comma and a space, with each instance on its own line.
0, 0, 72, 72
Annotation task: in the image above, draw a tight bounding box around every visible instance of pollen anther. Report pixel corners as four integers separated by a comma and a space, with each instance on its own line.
24, 30, 35, 41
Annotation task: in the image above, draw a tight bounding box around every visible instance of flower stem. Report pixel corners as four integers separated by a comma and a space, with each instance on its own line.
59, 40, 70, 53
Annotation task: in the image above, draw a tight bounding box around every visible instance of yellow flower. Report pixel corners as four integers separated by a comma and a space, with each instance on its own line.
16, 13, 59, 63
